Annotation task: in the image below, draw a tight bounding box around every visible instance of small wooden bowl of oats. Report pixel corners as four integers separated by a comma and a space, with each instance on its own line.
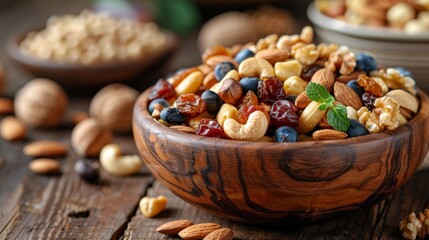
7, 11, 177, 88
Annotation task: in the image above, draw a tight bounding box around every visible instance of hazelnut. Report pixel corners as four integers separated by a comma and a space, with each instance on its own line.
89, 84, 139, 133
217, 78, 243, 105
14, 78, 68, 128
71, 118, 112, 157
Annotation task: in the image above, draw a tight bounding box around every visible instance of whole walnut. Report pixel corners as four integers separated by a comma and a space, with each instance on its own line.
89, 84, 139, 133
14, 78, 68, 128
71, 118, 112, 157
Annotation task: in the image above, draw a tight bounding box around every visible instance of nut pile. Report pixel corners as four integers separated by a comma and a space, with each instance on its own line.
147, 26, 420, 143
400, 209, 429, 240
316, 0, 429, 34
0, 77, 141, 177
156, 220, 234, 240
19, 10, 168, 64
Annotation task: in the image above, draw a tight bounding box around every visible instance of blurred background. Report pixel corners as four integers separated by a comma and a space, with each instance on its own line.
0, 0, 312, 95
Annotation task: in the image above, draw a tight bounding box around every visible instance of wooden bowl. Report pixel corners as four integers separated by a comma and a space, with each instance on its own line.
6, 27, 177, 88
133, 88, 429, 225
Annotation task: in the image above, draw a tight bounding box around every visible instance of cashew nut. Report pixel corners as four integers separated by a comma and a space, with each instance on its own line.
216, 103, 239, 126
99, 143, 142, 176
175, 71, 203, 96
223, 111, 268, 141
139, 195, 168, 218
238, 57, 274, 79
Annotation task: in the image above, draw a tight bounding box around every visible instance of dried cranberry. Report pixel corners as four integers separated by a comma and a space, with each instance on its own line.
361, 92, 378, 111
176, 94, 206, 117
148, 79, 176, 102
269, 100, 299, 129
257, 77, 285, 104
238, 104, 269, 124
301, 64, 324, 82
196, 119, 227, 138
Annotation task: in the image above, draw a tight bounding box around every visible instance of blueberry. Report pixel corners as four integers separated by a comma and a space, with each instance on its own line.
160, 108, 186, 125
346, 80, 365, 96
239, 77, 260, 93
148, 98, 170, 114
347, 119, 368, 137
74, 159, 99, 183
395, 67, 414, 79
273, 126, 298, 143
234, 48, 255, 64
356, 53, 377, 73
201, 90, 223, 114
214, 62, 236, 81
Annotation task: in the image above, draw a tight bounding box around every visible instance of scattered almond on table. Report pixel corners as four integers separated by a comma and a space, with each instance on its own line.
23, 140, 68, 158
156, 220, 234, 240
0, 116, 26, 141
29, 158, 61, 175
0, 98, 13, 115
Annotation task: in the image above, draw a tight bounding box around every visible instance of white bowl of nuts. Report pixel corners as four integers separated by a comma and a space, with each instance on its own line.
307, 2, 429, 93
7, 10, 176, 88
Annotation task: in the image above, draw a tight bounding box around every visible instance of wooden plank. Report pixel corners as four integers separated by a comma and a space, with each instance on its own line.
124, 168, 429, 240
0, 120, 154, 239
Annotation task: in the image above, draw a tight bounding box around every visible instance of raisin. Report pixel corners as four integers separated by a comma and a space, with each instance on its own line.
238, 91, 259, 109
269, 100, 299, 129
357, 74, 383, 97
257, 76, 285, 104
196, 119, 227, 138
238, 104, 269, 124
301, 64, 324, 82
361, 92, 378, 111
148, 79, 176, 102
176, 94, 206, 117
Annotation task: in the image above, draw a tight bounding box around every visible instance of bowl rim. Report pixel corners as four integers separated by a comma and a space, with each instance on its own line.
134, 87, 429, 150
6, 25, 178, 70
307, 2, 429, 42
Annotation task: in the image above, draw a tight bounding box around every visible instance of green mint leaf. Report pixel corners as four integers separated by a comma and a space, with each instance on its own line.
318, 99, 334, 110
306, 82, 335, 104
327, 105, 350, 132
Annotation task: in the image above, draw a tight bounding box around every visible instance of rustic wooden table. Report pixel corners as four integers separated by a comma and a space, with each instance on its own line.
1, 0, 429, 239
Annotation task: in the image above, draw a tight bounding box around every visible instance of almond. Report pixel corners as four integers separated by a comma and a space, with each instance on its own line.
313, 129, 348, 141
170, 125, 196, 134
203, 228, 234, 240
0, 98, 14, 115
23, 140, 68, 157
0, 116, 26, 141
178, 223, 222, 240
255, 49, 290, 65
203, 71, 217, 90
29, 158, 61, 174
310, 68, 335, 92
156, 220, 193, 236
333, 82, 363, 110
295, 91, 311, 109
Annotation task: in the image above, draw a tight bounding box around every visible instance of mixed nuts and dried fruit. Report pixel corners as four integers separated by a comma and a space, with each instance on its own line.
147, 26, 420, 143
316, 0, 429, 33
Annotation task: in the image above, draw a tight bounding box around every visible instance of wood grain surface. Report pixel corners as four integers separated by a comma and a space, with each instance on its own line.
1, 0, 429, 239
